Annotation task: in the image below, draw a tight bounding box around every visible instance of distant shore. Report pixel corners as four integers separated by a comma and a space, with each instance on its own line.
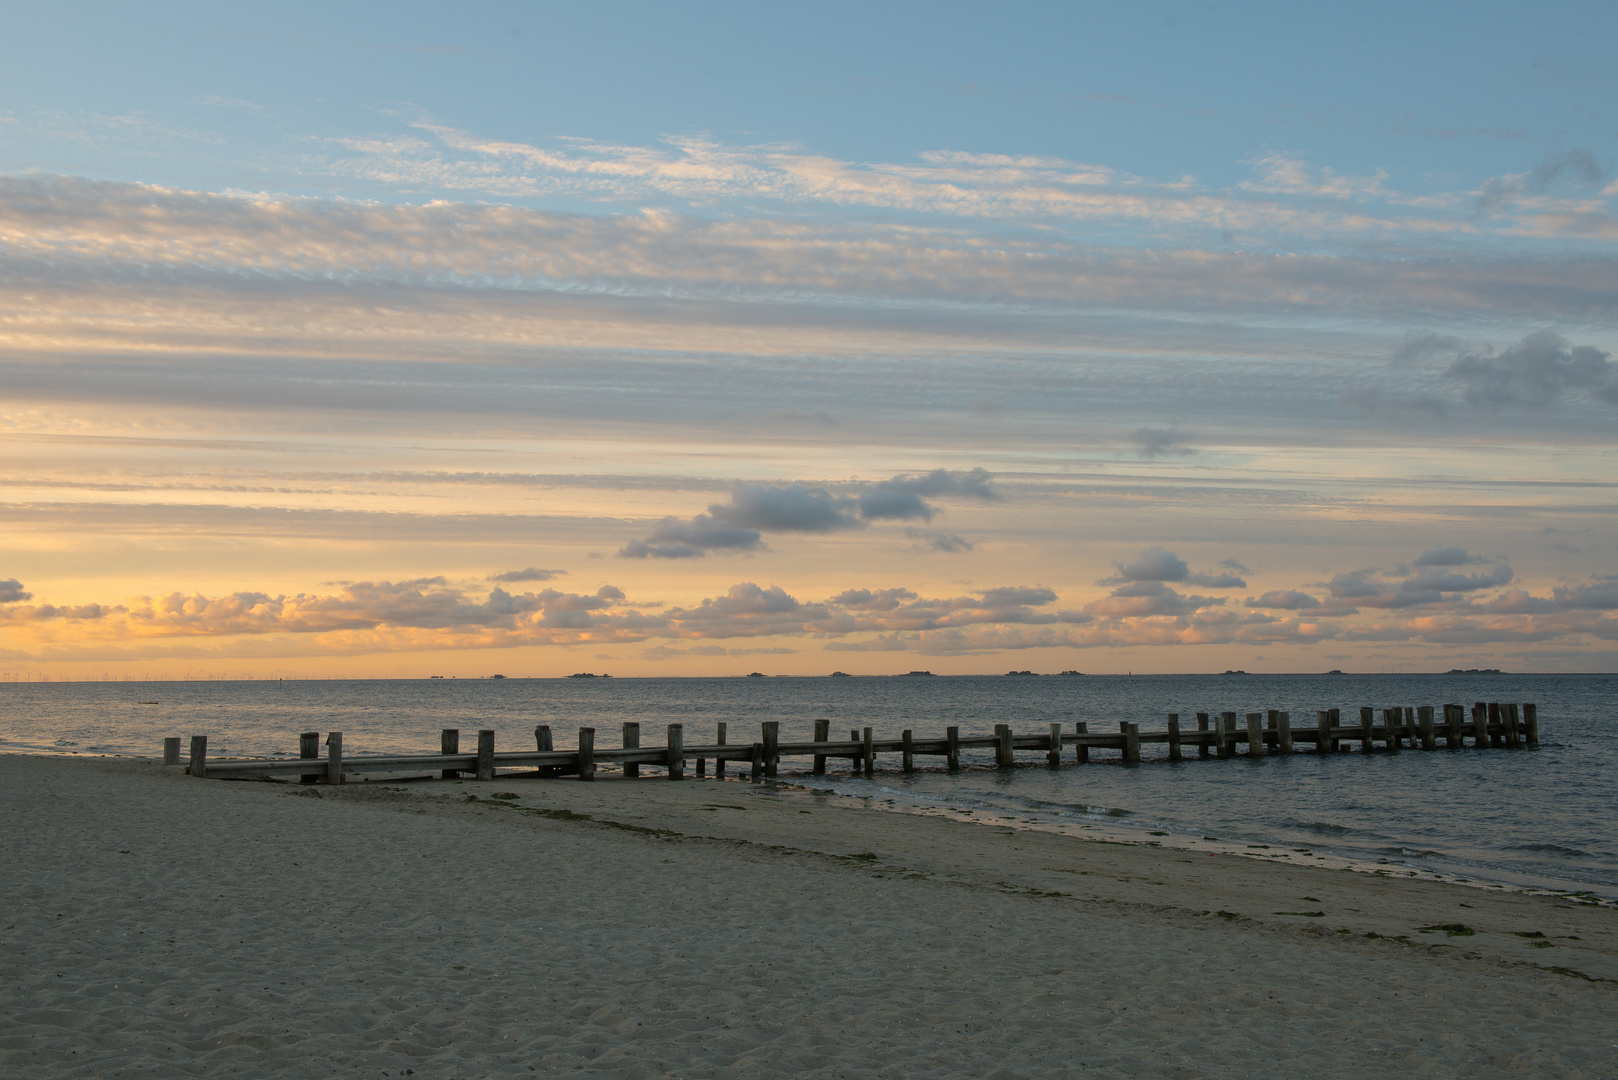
3, 754, 1614, 1078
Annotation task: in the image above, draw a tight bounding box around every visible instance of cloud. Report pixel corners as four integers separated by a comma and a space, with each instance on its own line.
0, 579, 32, 604
488, 567, 566, 582
857, 468, 998, 521
1389, 329, 1464, 366
1445, 331, 1618, 410
1477, 149, 1605, 214
1085, 581, 1224, 618
906, 528, 974, 553
1101, 547, 1247, 588
1413, 547, 1484, 567
621, 471, 994, 558
1247, 589, 1322, 610
1128, 427, 1196, 458
1326, 559, 1515, 609
1552, 575, 1618, 611
0, 579, 667, 654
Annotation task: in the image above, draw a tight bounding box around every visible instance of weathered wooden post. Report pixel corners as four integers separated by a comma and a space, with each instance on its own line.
1381, 709, 1401, 753
1522, 703, 1539, 745
995, 724, 1014, 768
1213, 714, 1230, 759
946, 726, 961, 771
812, 718, 830, 775
902, 729, 915, 772
1196, 713, 1211, 758
749, 742, 764, 782
299, 731, 321, 784
163, 736, 182, 766
1123, 722, 1141, 764
441, 728, 461, 779
666, 724, 684, 780
1220, 712, 1238, 757
1166, 714, 1182, 762
1316, 711, 1332, 754
577, 727, 595, 781
476, 729, 495, 781
715, 721, 727, 779
324, 731, 342, 785
1418, 706, 1436, 751
187, 734, 208, 778
1359, 707, 1375, 754
622, 722, 640, 779
862, 727, 875, 777
535, 725, 555, 778
1405, 707, 1418, 749
1048, 722, 1064, 767
1074, 721, 1089, 763
1443, 704, 1462, 748
1245, 713, 1264, 757
762, 721, 779, 778
1276, 712, 1293, 754
1471, 703, 1488, 747
1502, 703, 1521, 747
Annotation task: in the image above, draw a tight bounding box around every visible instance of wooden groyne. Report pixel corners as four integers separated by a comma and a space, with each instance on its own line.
171, 701, 1538, 784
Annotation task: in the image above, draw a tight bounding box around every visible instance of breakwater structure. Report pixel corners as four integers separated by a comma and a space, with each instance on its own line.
168, 702, 1537, 784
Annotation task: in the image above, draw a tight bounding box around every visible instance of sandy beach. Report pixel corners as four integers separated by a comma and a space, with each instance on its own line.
3, 755, 1614, 1078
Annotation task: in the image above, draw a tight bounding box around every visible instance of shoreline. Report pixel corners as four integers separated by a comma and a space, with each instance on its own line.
12, 744, 1614, 905
5, 754, 1615, 1077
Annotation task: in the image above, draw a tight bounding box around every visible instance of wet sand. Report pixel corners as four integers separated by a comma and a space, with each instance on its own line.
2, 754, 1614, 1078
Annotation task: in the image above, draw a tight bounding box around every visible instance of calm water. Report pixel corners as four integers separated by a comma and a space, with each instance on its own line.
4, 673, 1613, 897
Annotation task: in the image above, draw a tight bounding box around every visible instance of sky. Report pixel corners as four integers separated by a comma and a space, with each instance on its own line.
1, 1, 1616, 678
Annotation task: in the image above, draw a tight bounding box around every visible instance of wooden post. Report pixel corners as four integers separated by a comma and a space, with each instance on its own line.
994, 724, 1014, 768
622, 722, 640, 779
1316, 711, 1332, 754
946, 726, 961, 771
1443, 704, 1462, 748
440, 728, 460, 779
163, 736, 182, 766
850, 729, 861, 773
476, 729, 495, 781
324, 731, 342, 785
535, 724, 555, 778
1487, 702, 1504, 747
1276, 712, 1293, 754
1522, 703, 1539, 745
1470, 703, 1487, 747
1328, 709, 1341, 751
902, 729, 915, 773
1359, 707, 1375, 754
577, 727, 596, 781
1197, 713, 1210, 758
862, 727, 875, 777
666, 724, 684, 780
299, 731, 321, 784
1213, 713, 1230, 759
715, 721, 727, 779
1166, 714, 1181, 762
1123, 722, 1141, 764
1381, 709, 1401, 754
1048, 722, 1064, 767
762, 721, 779, 778
1405, 707, 1418, 749
1415, 706, 1435, 750
1502, 703, 1521, 747
1245, 713, 1264, 757
1074, 721, 1089, 763
812, 718, 829, 774
749, 742, 764, 782
187, 734, 208, 778
1220, 713, 1238, 758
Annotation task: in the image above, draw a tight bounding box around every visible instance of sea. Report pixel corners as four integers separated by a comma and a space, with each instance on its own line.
4, 672, 1613, 899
